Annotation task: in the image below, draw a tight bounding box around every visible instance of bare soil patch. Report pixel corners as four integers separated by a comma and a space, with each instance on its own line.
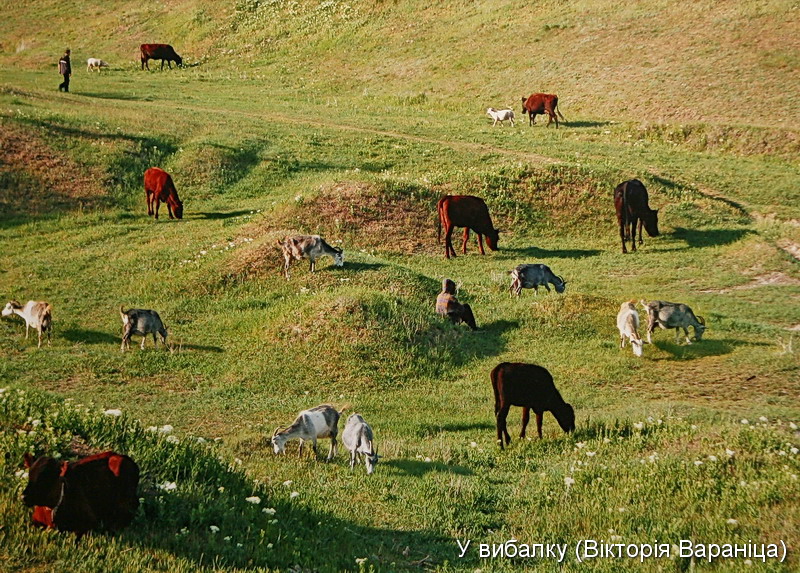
0, 121, 106, 216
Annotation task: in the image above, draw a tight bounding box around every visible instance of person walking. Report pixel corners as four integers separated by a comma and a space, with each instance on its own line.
58, 49, 72, 92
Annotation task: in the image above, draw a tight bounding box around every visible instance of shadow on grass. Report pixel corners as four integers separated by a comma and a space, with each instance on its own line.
501, 246, 602, 259
649, 337, 760, 361
80, 91, 151, 101
383, 459, 473, 476
175, 343, 224, 353
61, 329, 120, 345
667, 227, 753, 249
416, 421, 495, 438
194, 210, 253, 220
342, 261, 387, 272
563, 120, 613, 128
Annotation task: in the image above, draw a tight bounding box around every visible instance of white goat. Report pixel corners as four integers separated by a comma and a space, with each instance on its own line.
486, 107, 515, 127
2, 300, 52, 348
86, 58, 109, 72
341, 413, 380, 475
272, 404, 343, 461
616, 301, 643, 357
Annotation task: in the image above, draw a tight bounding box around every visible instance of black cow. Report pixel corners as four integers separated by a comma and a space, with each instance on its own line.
140, 44, 183, 70
614, 179, 659, 253
491, 362, 575, 449
23, 451, 140, 538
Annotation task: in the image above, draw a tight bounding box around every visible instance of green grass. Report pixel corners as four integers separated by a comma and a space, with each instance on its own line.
1, 1, 799, 571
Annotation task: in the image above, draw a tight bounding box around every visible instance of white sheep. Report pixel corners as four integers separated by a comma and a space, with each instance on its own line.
486, 107, 515, 127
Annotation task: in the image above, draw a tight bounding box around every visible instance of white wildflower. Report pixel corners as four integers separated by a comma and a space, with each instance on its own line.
790, 422, 798, 430
470, 441, 477, 448
166, 435, 179, 444
759, 416, 768, 423
564, 476, 575, 487
424, 457, 432, 463
741, 419, 749, 425
290, 491, 300, 499
158, 481, 177, 492
708, 455, 717, 462
726, 518, 738, 525
726, 449, 735, 457
224, 536, 231, 542
245, 496, 261, 505
218, 486, 225, 493
633, 422, 644, 430
262, 507, 276, 515
159, 425, 174, 434
790, 447, 798, 455
694, 460, 704, 466
575, 441, 586, 449
210, 525, 220, 533
585, 451, 596, 457
266, 543, 273, 549
282, 480, 293, 487
355, 558, 368, 566
103, 409, 122, 417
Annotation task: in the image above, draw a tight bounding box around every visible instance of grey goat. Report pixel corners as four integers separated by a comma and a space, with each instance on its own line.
120, 306, 168, 351
641, 300, 706, 344
509, 264, 566, 296
341, 413, 380, 475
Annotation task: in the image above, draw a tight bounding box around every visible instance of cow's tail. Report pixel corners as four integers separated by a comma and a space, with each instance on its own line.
555, 103, 566, 122
436, 197, 445, 244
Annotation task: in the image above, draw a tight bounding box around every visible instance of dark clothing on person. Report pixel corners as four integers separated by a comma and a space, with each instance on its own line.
436, 278, 478, 330
58, 51, 71, 92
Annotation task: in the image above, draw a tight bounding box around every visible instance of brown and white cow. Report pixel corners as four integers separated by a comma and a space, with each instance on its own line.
614, 179, 659, 253
140, 44, 182, 71
437, 195, 500, 259
144, 167, 183, 220
521, 93, 565, 128
23, 451, 140, 538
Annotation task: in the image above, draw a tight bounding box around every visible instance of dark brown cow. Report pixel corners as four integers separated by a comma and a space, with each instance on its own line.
614, 179, 659, 253
491, 362, 575, 449
23, 451, 140, 538
140, 44, 183, 71
144, 167, 183, 219
521, 93, 565, 128
437, 195, 500, 259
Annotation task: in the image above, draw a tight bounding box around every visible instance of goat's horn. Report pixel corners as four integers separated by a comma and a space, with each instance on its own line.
697, 316, 706, 325
272, 426, 281, 437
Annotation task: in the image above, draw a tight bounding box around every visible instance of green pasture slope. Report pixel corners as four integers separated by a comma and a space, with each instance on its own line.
1, 0, 798, 571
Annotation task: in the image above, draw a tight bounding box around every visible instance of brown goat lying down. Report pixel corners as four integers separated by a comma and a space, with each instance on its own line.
491, 362, 575, 449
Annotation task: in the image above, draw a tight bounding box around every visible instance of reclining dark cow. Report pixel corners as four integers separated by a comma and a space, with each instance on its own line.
521, 93, 565, 128
140, 44, 183, 70
614, 179, 659, 253
437, 195, 500, 259
22, 451, 140, 538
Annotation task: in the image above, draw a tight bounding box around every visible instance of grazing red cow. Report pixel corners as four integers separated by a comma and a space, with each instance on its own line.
437, 195, 500, 259
140, 44, 183, 71
23, 451, 140, 538
614, 179, 659, 253
491, 362, 575, 449
521, 93, 565, 128
144, 167, 183, 219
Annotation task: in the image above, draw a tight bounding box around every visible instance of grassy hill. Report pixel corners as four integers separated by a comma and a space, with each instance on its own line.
0, 1, 798, 571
